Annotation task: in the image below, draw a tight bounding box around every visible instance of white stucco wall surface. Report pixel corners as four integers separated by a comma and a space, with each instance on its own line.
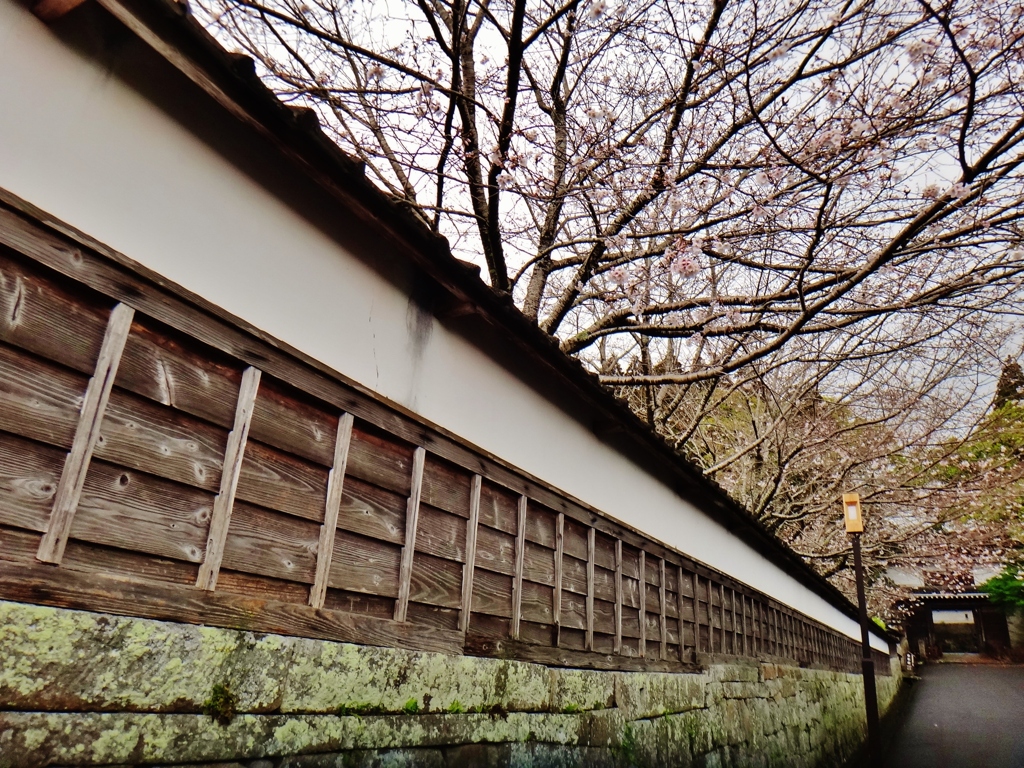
0, 0, 887, 651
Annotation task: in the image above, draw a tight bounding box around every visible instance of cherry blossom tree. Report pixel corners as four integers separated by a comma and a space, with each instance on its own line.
195, 0, 1024, 610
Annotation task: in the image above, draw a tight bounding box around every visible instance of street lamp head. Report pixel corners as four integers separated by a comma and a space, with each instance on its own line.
842, 492, 863, 533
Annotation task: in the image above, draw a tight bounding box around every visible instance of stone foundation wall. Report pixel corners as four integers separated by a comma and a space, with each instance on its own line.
0, 602, 901, 768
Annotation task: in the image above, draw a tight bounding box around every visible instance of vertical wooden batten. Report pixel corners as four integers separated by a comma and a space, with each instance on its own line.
659, 558, 668, 660
196, 365, 261, 590
677, 565, 686, 662
585, 527, 595, 651
720, 584, 727, 655
733, 590, 741, 654
510, 495, 527, 639
613, 539, 623, 654
693, 572, 702, 654
638, 550, 646, 658
308, 412, 354, 609
394, 446, 426, 622
741, 594, 748, 657
37, 302, 135, 564
708, 578, 715, 654
755, 600, 762, 656
459, 474, 482, 633
553, 512, 564, 647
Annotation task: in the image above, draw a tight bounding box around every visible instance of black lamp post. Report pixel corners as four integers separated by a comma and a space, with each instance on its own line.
844, 492, 881, 764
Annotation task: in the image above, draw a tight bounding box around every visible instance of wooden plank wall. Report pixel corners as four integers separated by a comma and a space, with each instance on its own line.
0, 200, 889, 674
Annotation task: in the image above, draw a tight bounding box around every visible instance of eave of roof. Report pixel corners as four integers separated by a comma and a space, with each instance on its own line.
34, 0, 893, 640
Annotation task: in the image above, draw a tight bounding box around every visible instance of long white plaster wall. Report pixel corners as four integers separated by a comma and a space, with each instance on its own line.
0, 0, 886, 652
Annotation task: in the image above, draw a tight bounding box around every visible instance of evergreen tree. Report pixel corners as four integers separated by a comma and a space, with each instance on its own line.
993, 359, 1024, 411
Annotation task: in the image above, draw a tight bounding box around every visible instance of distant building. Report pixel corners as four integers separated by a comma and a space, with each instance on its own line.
904, 593, 1014, 658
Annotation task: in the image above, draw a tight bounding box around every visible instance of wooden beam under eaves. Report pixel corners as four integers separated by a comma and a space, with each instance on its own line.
33, 0, 90, 21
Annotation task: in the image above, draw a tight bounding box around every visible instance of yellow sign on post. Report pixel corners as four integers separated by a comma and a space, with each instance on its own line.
842, 493, 863, 533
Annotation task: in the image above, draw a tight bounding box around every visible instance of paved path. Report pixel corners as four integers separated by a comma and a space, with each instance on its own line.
883, 664, 1024, 768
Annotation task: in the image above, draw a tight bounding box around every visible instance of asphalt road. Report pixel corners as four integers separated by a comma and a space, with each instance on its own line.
883, 664, 1024, 768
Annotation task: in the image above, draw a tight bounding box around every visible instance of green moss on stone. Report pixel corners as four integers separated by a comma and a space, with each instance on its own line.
202, 684, 238, 726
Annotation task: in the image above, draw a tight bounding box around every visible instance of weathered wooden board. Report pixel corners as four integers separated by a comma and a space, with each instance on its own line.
216, 568, 312, 604
678, 570, 696, 599
0, 430, 65, 533
474, 523, 516, 576
471, 568, 513, 618
249, 376, 337, 467
559, 626, 586, 651
561, 553, 587, 595
337, 476, 406, 545
347, 425, 413, 497
478, 481, 517, 535
645, 611, 662, 643
0, 249, 110, 376
562, 518, 589, 561
644, 555, 661, 587
467, 612, 510, 640
621, 575, 641, 610
406, 601, 460, 632
524, 501, 556, 549
220, 502, 320, 584
323, 588, 394, 620
663, 566, 679, 594
420, 454, 472, 519
593, 565, 615, 603
620, 610, 642, 639
118, 316, 242, 430
236, 439, 329, 523
0, 563, 463, 655
519, 579, 554, 625
519, 619, 555, 648
665, 616, 681, 645
521, 541, 555, 586
70, 460, 214, 564
619, 545, 641, 581
561, 557, 616, 602
327, 530, 401, 597
645, 583, 662, 614
0, 524, 42, 565
415, 504, 466, 563
560, 590, 587, 631
664, 590, 680, 619
592, 632, 614, 655
96, 388, 228, 493
594, 597, 615, 635
62, 538, 198, 586
594, 532, 616, 572
408, 550, 462, 609
0, 341, 86, 449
